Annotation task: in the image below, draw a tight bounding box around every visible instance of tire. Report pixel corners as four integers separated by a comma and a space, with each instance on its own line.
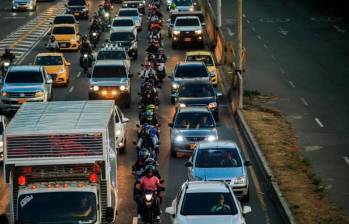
241, 189, 250, 203
133, 50, 138, 60
119, 138, 126, 154
170, 145, 177, 158
170, 97, 175, 105
124, 94, 131, 108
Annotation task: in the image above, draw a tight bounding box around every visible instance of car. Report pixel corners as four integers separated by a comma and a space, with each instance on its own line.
50, 15, 80, 33
0, 65, 53, 111
110, 17, 137, 36
116, 8, 142, 31
185, 51, 218, 86
50, 24, 81, 51
171, 16, 205, 48
94, 43, 131, 72
185, 141, 251, 202
88, 60, 133, 108
122, 0, 145, 14
168, 107, 218, 157
109, 29, 138, 59
169, 62, 213, 102
173, 81, 221, 120
167, 11, 204, 37
114, 105, 129, 153
165, 181, 252, 224
0, 115, 8, 162
34, 53, 71, 86
65, 0, 89, 19
12, 0, 37, 11
170, 0, 196, 12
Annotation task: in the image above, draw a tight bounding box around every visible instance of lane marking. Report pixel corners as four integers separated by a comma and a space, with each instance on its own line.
243, 13, 246, 18
69, 86, 74, 93
344, 157, 349, 166
278, 26, 288, 36
263, 44, 268, 49
280, 67, 286, 75
304, 145, 323, 152
256, 35, 262, 40
300, 97, 309, 106
271, 54, 276, 60
288, 81, 295, 88
132, 217, 138, 224
315, 117, 324, 127
251, 27, 256, 32
333, 25, 346, 33
246, 19, 250, 24
227, 28, 235, 36
77, 72, 81, 78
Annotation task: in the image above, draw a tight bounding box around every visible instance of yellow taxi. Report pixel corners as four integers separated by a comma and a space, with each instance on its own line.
51, 24, 80, 51
184, 51, 218, 86
34, 53, 71, 86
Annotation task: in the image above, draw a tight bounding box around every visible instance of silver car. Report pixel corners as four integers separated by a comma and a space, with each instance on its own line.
0, 65, 53, 112
185, 141, 251, 202
12, 0, 37, 11
169, 107, 218, 157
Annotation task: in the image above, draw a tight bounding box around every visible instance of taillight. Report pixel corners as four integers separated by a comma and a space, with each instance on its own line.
18, 176, 26, 186
89, 173, 98, 183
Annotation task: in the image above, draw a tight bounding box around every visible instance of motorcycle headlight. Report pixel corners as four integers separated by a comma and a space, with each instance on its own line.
173, 30, 180, 35
175, 135, 184, 142
35, 91, 44, 97
4, 62, 10, 67
195, 30, 202, 35
208, 102, 217, 109
93, 86, 99, 91
172, 83, 179, 89
2, 91, 7, 97
115, 130, 121, 135
145, 193, 153, 201
92, 32, 97, 36
104, 12, 110, 18
206, 135, 216, 142
178, 103, 186, 108
83, 54, 88, 58
231, 176, 247, 185
120, 85, 126, 91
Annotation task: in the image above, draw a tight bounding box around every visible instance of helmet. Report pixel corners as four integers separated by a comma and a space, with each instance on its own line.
145, 165, 155, 173
5, 48, 10, 53
144, 110, 153, 121
146, 104, 156, 111
144, 62, 151, 67
82, 35, 88, 41
145, 158, 157, 166
50, 35, 56, 41
139, 148, 150, 161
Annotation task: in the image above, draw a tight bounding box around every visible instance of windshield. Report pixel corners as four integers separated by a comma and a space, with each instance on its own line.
35, 56, 63, 66
53, 16, 75, 25
92, 65, 127, 78
52, 27, 75, 35
175, 64, 209, 78
97, 51, 127, 60
118, 10, 138, 17
178, 83, 214, 97
110, 32, 135, 42
195, 148, 242, 168
113, 19, 134, 27
67, 0, 86, 6
5, 71, 43, 83
173, 0, 193, 6
186, 55, 214, 66
175, 18, 199, 26
18, 192, 97, 223
174, 112, 215, 129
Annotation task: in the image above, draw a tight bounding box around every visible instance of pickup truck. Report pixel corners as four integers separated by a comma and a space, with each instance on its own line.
171, 15, 205, 48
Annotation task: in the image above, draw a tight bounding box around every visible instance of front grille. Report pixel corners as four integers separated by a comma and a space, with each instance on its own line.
2, 100, 20, 105
59, 42, 71, 48
186, 136, 206, 141
7, 92, 36, 98
180, 31, 195, 36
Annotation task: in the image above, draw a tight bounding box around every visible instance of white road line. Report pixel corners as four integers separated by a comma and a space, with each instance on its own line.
315, 117, 324, 128
77, 72, 81, 78
132, 217, 138, 224
227, 28, 235, 36
288, 81, 295, 88
333, 25, 346, 33
256, 35, 262, 40
246, 19, 250, 24
69, 86, 74, 93
263, 44, 268, 49
344, 157, 349, 166
251, 27, 256, 32
280, 67, 286, 74
300, 97, 309, 106
271, 54, 276, 60
243, 14, 246, 18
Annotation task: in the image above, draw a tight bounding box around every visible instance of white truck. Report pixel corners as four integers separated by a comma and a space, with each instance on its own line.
3, 100, 119, 224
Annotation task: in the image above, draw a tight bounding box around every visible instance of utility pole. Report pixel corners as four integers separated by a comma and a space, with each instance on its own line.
236, 0, 243, 108
217, 0, 222, 28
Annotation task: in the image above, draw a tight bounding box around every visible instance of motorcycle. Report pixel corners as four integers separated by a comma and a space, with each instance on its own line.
101, 12, 111, 31
1, 60, 11, 76
81, 54, 90, 74
139, 190, 160, 224
89, 31, 99, 49
154, 57, 166, 82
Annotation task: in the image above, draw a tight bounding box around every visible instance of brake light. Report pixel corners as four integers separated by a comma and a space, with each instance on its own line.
18, 176, 26, 186
63, 183, 69, 188
89, 173, 98, 183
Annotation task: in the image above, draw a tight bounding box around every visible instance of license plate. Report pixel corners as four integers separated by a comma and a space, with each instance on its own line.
60, 43, 67, 48
18, 99, 26, 104
74, 12, 80, 16
189, 143, 196, 150
184, 38, 191, 42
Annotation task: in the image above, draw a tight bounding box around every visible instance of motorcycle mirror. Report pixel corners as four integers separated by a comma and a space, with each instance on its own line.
132, 141, 137, 145
136, 124, 140, 128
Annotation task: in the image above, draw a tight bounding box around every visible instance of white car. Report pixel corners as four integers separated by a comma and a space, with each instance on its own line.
0, 115, 7, 161
111, 17, 137, 37
165, 181, 252, 224
114, 105, 129, 153
116, 8, 142, 31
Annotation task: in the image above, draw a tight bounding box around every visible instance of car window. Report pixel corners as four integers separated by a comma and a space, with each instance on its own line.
115, 109, 120, 123
53, 16, 75, 25
175, 18, 199, 26
5, 71, 44, 83
173, 0, 193, 6
186, 55, 214, 66
113, 19, 134, 27
92, 65, 127, 78
174, 112, 215, 129
195, 148, 242, 168
52, 27, 75, 35
118, 10, 138, 17
178, 83, 214, 97
35, 56, 63, 66
181, 192, 238, 215
97, 51, 127, 60
110, 32, 135, 42
175, 65, 209, 78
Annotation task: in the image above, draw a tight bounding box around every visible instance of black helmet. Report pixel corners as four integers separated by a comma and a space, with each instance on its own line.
145, 158, 157, 167
5, 48, 10, 53
139, 148, 150, 160
145, 164, 155, 173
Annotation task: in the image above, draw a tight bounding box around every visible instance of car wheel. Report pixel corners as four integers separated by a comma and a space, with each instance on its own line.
119, 138, 126, 154
171, 145, 177, 158
133, 50, 138, 60
124, 95, 131, 108
241, 189, 250, 203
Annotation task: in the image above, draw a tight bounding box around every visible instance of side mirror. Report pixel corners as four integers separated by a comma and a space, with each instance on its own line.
165, 206, 175, 216
167, 19, 171, 23
47, 79, 53, 84
65, 61, 71, 66
169, 24, 173, 28
128, 73, 133, 78
132, 141, 137, 145
136, 124, 140, 128
244, 161, 252, 166
105, 207, 114, 223
216, 92, 223, 98
122, 117, 129, 123
184, 161, 193, 167
168, 123, 173, 128
242, 206, 252, 215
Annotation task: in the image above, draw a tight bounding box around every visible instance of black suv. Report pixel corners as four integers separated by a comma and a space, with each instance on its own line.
65, 0, 89, 19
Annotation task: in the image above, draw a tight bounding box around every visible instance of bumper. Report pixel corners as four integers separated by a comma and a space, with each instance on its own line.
12, 5, 34, 11
231, 184, 249, 197
57, 41, 80, 50
171, 141, 203, 153
88, 91, 130, 102
49, 73, 69, 86
0, 97, 45, 110
172, 35, 203, 44
67, 11, 89, 18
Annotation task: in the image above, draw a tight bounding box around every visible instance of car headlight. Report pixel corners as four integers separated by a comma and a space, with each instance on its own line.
145, 193, 153, 201
58, 68, 65, 74
206, 135, 216, 142
0, 141, 3, 148
172, 83, 179, 89
231, 176, 247, 185
104, 12, 110, 18
195, 30, 202, 35
35, 91, 44, 97
120, 85, 127, 91
28, 5, 33, 9
175, 135, 184, 142
3, 62, 10, 67
93, 86, 99, 91
189, 6, 194, 11
173, 30, 180, 35
138, 3, 143, 6
2, 91, 7, 97
115, 130, 121, 135
178, 103, 186, 108
208, 102, 217, 109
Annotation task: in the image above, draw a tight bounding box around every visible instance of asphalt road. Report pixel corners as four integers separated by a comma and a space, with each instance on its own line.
211, 0, 349, 217
1, 0, 286, 223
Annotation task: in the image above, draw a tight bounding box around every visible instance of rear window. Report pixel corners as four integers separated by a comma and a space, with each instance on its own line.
175, 18, 200, 26
53, 16, 75, 25
186, 55, 214, 66
97, 51, 127, 60
52, 27, 75, 35
67, 0, 86, 6
92, 65, 127, 78
175, 64, 209, 78
173, 0, 193, 6
112, 19, 134, 27
5, 71, 43, 84
110, 32, 135, 42
35, 56, 63, 66
118, 10, 138, 17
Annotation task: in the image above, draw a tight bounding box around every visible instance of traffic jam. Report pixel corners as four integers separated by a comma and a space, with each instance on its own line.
0, 0, 265, 224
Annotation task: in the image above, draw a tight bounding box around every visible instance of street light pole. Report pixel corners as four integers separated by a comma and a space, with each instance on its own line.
236, 0, 243, 108
217, 0, 222, 28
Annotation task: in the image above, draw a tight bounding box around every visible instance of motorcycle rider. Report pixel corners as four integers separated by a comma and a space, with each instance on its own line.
156, 48, 167, 62
89, 18, 101, 34
140, 110, 159, 126
132, 148, 151, 181
136, 124, 159, 156
1, 48, 16, 63
80, 35, 93, 67
145, 40, 160, 56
